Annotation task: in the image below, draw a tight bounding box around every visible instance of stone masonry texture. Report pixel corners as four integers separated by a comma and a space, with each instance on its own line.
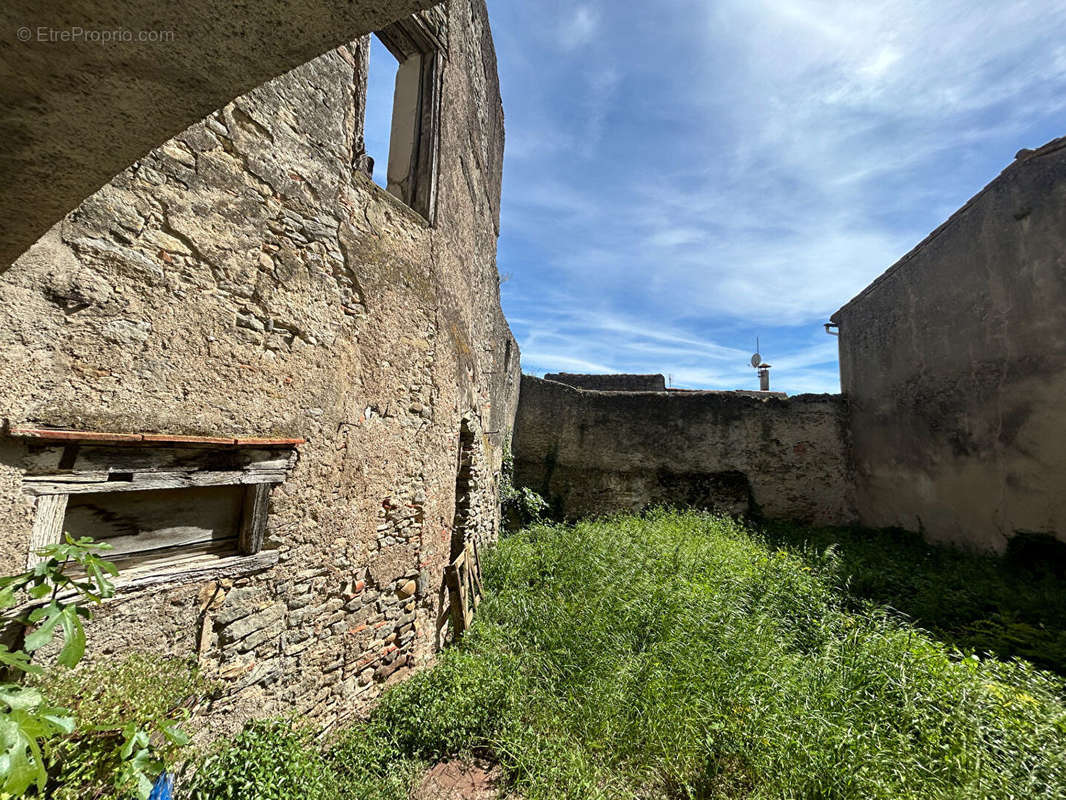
0, 0, 445, 267
544, 373, 667, 392
513, 376, 855, 526
0, 0, 519, 740
3, 0, 1064, 762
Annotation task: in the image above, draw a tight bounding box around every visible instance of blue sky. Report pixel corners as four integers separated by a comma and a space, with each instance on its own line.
368, 1, 1066, 394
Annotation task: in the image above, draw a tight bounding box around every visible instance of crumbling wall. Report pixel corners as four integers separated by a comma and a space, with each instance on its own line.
0, 0, 519, 736
513, 376, 853, 526
831, 138, 1066, 551
544, 373, 667, 392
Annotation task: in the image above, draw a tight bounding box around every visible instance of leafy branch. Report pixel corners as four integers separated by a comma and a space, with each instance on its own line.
0, 535, 190, 798
500, 439, 549, 532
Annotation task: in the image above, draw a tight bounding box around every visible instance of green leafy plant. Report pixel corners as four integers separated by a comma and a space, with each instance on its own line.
38, 653, 205, 800
500, 441, 550, 531
183, 719, 330, 800
0, 536, 119, 672
0, 535, 118, 796
0, 535, 196, 798
0, 685, 75, 797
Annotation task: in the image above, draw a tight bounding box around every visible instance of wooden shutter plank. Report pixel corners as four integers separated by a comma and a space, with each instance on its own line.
238, 483, 271, 555
28, 494, 67, 567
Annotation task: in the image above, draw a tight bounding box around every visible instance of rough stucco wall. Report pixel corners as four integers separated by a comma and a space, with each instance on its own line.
832, 138, 1066, 552
512, 376, 854, 526
0, 0, 445, 268
0, 0, 519, 737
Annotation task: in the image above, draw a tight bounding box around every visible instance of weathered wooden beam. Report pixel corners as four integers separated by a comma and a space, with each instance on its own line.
6, 427, 304, 449
21, 444, 295, 477
238, 484, 272, 555
27, 494, 67, 567
23, 470, 286, 496
114, 548, 279, 592
444, 564, 466, 638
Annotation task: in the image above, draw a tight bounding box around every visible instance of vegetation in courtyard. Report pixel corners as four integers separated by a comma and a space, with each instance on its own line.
37, 654, 207, 800
499, 442, 549, 532
0, 537, 197, 799
192, 511, 1066, 799
184, 720, 331, 800
760, 520, 1066, 674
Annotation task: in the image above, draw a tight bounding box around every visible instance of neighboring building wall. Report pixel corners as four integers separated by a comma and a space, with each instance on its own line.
544, 373, 667, 392
0, 0, 519, 737
513, 376, 854, 526
832, 137, 1066, 551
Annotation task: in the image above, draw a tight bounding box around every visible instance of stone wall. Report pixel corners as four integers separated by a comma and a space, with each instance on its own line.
513, 376, 854, 526
0, 0, 519, 737
544, 373, 667, 392
831, 137, 1066, 551
0, 0, 445, 267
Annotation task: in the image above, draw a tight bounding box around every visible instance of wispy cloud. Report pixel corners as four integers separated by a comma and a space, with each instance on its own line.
559, 5, 601, 52
491, 0, 1066, 394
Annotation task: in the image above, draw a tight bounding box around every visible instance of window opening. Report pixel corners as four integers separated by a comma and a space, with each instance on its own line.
363, 35, 396, 191
450, 421, 475, 561
354, 10, 446, 222
15, 430, 299, 578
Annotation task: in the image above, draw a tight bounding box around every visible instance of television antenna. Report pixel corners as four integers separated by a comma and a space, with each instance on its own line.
749, 337, 771, 391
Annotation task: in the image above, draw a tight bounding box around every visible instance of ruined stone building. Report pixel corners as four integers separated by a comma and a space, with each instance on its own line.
0, 0, 518, 733
513, 376, 851, 525
1, 0, 1063, 752
515, 139, 1066, 553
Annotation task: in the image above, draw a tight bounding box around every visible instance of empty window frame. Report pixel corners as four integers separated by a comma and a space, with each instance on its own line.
21, 436, 296, 578
363, 10, 447, 223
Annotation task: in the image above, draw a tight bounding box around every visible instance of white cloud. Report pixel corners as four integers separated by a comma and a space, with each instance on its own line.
858, 46, 903, 81
521, 351, 616, 375
495, 0, 1066, 392
508, 300, 841, 394
559, 6, 600, 52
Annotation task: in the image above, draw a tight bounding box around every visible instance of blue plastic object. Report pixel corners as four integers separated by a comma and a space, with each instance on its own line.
148, 772, 173, 800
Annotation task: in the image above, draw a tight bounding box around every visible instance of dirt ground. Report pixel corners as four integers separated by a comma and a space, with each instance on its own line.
411, 759, 512, 800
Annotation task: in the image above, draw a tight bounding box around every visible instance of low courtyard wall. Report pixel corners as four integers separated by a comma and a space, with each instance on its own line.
513, 376, 855, 526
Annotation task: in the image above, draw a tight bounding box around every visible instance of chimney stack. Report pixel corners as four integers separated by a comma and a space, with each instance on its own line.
758, 364, 771, 391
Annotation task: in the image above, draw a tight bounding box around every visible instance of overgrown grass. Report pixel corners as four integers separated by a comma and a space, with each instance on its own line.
184, 720, 332, 800
191, 512, 1066, 799
760, 521, 1066, 674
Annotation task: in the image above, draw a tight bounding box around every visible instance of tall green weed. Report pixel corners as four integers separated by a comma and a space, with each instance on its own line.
196, 512, 1066, 799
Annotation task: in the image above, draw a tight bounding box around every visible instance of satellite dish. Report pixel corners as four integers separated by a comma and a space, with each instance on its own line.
750, 353, 762, 368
